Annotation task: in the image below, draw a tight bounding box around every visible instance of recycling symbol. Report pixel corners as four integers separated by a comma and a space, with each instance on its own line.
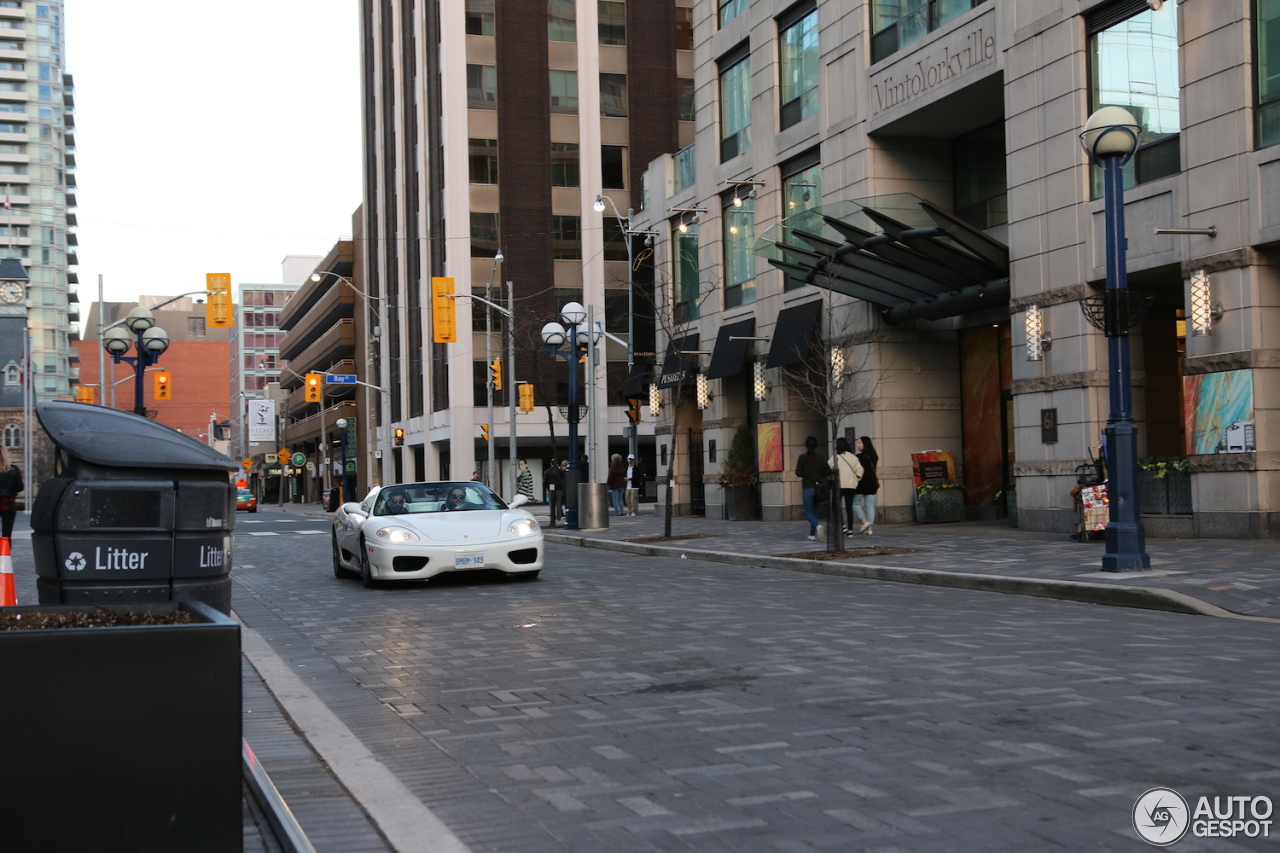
64, 551, 87, 572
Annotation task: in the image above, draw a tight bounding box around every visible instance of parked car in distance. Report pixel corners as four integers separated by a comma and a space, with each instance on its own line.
331, 482, 543, 587
236, 489, 258, 513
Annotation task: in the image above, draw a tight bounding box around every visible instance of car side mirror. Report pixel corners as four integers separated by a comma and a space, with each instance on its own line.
342, 502, 364, 514
508, 494, 529, 508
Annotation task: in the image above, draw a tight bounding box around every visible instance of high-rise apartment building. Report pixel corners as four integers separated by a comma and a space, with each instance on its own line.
360, 0, 692, 489
0, 0, 76, 403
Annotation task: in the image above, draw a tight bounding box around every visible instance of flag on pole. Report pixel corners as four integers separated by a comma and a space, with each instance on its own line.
4, 196, 9, 211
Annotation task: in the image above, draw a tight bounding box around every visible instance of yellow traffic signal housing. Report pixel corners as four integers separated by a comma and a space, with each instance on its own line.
75, 386, 95, 404
481, 424, 490, 442
518, 383, 534, 412
626, 398, 641, 424
304, 373, 323, 403
153, 371, 171, 400
394, 427, 404, 446
206, 273, 234, 327
432, 277, 456, 343
490, 358, 502, 391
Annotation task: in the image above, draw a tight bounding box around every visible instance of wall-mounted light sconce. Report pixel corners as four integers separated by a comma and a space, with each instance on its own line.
1189, 269, 1224, 336
725, 177, 765, 208
1025, 304, 1052, 361
649, 383, 661, 416
696, 372, 712, 409
830, 346, 846, 387
670, 206, 706, 234
753, 361, 770, 402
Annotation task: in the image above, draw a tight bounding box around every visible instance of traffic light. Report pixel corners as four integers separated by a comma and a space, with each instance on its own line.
206, 273, 233, 327
625, 398, 641, 424
394, 427, 404, 446
154, 371, 171, 400
304, 373, 323, 403
489, 358, 502, 391
518, 383, 534, 412
432, 277, 456, 343
480, 424, 490, 442
74, 385, 95, 404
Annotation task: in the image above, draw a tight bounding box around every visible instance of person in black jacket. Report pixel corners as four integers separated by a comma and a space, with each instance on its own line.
0, 445, 22, 539
795, 436, 831, 541
544, 459, 565, 526
852, 436, 880, 535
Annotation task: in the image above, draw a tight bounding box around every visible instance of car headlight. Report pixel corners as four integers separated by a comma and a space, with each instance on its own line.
375, 526, 420, 543
507, 518, 539, 538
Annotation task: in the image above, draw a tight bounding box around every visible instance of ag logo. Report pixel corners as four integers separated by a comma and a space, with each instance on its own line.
64, 551, 87, 572
1134, 787, 1190, 846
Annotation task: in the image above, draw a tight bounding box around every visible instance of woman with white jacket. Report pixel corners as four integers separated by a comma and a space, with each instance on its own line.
829, 437, 864, 535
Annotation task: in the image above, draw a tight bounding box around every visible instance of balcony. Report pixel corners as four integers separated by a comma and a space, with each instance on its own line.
279, 319, 356, 376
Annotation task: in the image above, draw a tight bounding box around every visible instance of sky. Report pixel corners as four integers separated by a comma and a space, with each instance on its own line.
64, 0, 363, 307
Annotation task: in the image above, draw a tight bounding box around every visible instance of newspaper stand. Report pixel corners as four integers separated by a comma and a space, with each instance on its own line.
1074, 461, 1108, 542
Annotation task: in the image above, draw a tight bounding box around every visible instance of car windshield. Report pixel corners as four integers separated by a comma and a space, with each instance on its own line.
372, 483, 508, 516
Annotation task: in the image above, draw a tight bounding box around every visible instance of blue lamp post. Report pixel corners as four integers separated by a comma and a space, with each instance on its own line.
1080, 106, 1151, 572
541, 302, 588, 530
102, 307, 170, 417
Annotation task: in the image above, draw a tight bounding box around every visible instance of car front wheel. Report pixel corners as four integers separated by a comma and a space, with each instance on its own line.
331, 533, 346, 578
359, 537, 375, 588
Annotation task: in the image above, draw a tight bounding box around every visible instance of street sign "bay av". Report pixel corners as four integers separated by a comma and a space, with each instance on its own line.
326, 374, 357, 384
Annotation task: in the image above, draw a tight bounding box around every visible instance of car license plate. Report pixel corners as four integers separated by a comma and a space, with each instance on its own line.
454, 553, 485, 569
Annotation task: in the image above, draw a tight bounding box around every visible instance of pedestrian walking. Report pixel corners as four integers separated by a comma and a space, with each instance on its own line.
0, 445, 22, 540
544, 459, 564, 525
853, 436, 880, 535
516, 458, 534, 502
795, 436, 831, 541
624, 453, 643, 515
607, 453, 627, 516
830, 437, 864, 535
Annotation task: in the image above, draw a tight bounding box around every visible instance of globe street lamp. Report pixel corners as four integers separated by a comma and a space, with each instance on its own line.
102, 306, 169, 417
541, 301, 588, 530
335, 417, 351, 504
1080, 106, 1151, 572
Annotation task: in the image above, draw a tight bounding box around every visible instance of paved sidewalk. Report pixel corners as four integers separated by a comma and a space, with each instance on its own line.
529, 502, 1280, 621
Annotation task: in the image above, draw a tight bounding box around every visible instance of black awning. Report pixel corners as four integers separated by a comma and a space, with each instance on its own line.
766, 300, 822, 369
657, 333, 700, 389
706, 318, 756, 379
620, 363, 650, 400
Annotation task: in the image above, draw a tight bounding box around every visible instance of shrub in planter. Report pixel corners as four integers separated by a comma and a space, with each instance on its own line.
916, 480, 965, 523
0, 600, 242, 853
718, 423, 759, 521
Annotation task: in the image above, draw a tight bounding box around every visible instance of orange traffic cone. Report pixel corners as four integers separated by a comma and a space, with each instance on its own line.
0, 536, 15, 606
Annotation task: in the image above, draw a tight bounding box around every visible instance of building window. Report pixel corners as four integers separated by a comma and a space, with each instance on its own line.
599, 1, 625, 45
1089, 0, 1180, 193
723, 195, 756, 309
781, 155, 821, 292
466, 0, 495, 35
469, 138, 498, 183
679, 78, 695, 121
1258, 0, 1280, 148
600, 72, 628, 117
719, 47, 752, 161
3, 363, 16, 385
676, 7, 694, 50
602, 144, 626, 188
719, 0, 747, 27
551, 142, 580, 186
2, 422, 18, 447
602, 217, 629, 262
188, 317, 207, 337
552, 215, 582, 259
779, 5, 818, 130
550, 69, 578, 114
549, 0, 576, 42
471, 212, 500, 258
467, 64, 497, 110
871, 0, 988, 64
673, 221, 700, 323
953, 123, 1007, 228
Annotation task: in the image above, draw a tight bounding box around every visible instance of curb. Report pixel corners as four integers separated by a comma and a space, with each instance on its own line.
544, 532, 1280, 623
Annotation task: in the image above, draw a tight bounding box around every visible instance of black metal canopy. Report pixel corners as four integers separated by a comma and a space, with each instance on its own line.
756, 194, 1010, 325
707, 318, 756, 379
657, 333, 700, 389
766, 300, 822, 369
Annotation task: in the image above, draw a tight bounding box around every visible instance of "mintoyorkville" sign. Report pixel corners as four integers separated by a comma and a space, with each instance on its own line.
870, 23, 997, 118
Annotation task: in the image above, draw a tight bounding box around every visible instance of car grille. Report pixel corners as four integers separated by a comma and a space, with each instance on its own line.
393, 555, 430, 573
508, 548, 538, 565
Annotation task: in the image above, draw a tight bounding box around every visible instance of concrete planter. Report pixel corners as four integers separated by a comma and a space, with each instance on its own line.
0, 600, 242, 852
724, 486, 759, 521
918, 489, 964, 523
1138, 469, 1192, 515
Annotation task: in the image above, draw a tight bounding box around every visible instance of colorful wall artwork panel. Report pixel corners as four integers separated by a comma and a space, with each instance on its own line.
1184, 370, 1255, 454
757, 422, 784, 472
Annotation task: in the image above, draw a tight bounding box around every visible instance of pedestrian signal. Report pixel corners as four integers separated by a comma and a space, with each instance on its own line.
490, 358, 502, 391
304, 373, 323, 403
432, 277, 456, 343
154, 371, 171, 400
625, 398, 641, 424
518, 383, 534, 412
481, 424, 490, 442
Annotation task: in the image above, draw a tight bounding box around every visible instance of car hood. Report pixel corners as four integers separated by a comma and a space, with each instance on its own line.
396, 510, 528, 542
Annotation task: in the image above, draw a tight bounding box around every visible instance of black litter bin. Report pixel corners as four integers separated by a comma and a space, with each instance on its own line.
329, 486, 341, 512
30, 401, 238, 614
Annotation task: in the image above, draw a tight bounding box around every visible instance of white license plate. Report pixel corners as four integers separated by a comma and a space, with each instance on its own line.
454, 553, 485, 569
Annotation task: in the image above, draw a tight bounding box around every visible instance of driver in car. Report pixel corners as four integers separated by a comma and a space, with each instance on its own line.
444, 487, 484, 511
383, 492, 410, 514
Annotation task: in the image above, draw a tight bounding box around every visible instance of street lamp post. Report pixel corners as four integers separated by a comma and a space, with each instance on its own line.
102, 306, 170, 417
336, 417, 350, 504
541, 302, 588, 530
1080, 106, 1151, 572
485, 252, 503, 488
